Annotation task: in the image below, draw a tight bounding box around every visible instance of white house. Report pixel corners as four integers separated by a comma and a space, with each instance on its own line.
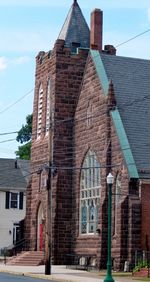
0, 158, 29, 254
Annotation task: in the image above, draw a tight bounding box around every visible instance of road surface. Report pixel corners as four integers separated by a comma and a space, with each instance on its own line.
0, 273, 55, 281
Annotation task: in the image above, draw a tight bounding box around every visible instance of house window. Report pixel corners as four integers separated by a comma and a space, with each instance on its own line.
10, 192, 18, 208
80, 151, 100, 234
5, 192, 23, 210
37, 83, 43, 137
45, 79, 51, 133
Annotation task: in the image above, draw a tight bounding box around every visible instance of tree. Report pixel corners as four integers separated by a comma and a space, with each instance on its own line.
15, 114, 32, 160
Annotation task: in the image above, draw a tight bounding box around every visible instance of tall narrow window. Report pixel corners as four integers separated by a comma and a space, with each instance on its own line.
80, 151, 100, 234
114, 173, 121, 235
37, 84, 43, 138
87, 100, 92, 127
46, 79, 51, 133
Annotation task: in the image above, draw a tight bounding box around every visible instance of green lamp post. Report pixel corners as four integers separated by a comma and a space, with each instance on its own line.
104, 172, 115, 282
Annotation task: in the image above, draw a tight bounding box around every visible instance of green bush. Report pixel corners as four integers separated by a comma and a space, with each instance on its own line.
133, 259, 148, 273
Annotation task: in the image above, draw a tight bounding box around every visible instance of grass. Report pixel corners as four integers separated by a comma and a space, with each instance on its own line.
98, 271, 150, 281
133, 279, 150, 281
98, 271, 132, 276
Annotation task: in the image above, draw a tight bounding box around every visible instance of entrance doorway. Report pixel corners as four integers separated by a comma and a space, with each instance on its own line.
13, 223, 20, 244
37, 204, 44, 251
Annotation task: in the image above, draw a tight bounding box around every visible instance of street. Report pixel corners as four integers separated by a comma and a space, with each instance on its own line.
0, 273, 55, 282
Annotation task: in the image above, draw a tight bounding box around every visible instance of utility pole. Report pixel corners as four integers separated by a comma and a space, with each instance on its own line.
45, 162, 52, 275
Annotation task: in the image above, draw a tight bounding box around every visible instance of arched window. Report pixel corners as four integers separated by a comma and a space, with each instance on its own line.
80, 151, 100, 234
37, 83, 43, 138
45, 79, 51, 133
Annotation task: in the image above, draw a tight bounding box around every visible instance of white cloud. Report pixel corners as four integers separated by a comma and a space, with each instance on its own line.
0, 28, 58, 52
0, 101, 3, 107
11, 56, 31, 65
147, 8, 150, 21
0, 57, 7, 71
0, 56, 31, 72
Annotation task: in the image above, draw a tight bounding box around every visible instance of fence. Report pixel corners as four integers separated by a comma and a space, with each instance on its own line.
65, 253, 98, 271
134, 250, 150, 277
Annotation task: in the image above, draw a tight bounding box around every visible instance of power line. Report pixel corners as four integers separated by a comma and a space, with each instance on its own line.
115, 28, 150, 48
1, 80, 150, 138
0, 138, 16, 144
0, 131, 18, 136
0, 88, 34, 115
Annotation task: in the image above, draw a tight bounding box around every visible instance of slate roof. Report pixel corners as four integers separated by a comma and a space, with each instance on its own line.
0, 158, 30, 190
58, 0, 90, 49
100, 53, 150, 179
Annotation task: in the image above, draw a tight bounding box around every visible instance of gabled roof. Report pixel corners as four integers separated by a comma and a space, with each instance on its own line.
91, 50, 150, 179
0, 158, 30, 190
58, 0, 90, 49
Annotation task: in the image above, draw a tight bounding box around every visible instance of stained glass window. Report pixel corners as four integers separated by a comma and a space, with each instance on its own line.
80, 151, 100, 234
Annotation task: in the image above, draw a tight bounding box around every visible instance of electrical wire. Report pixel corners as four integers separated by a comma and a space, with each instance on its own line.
0, 131, 19, 136
1, 87, 150, 138
115, 28, 150, 48
1, 27, 150, 170
0, 88, 34, 115
0, 138, 16, 143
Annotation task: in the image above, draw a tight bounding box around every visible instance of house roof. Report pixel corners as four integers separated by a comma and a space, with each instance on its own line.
0, 158, 30, 190
91, 50, 150, 179
58, 0, 90, 49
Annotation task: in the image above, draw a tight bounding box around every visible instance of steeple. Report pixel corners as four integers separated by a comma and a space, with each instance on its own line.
58, 0, 90, 49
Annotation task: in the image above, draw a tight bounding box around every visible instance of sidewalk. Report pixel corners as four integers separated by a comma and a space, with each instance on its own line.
0, 264, 142, 282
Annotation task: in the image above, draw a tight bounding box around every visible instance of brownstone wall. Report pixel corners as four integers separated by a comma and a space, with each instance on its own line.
72, 54, 109, 268
26, 48, 55, 250
141, 182, 150, 251
72, 53, 141, 270
52, 40, 89, 263
26, 38, 142, 269
111, 119, 129, 270
111, 117, 141, 270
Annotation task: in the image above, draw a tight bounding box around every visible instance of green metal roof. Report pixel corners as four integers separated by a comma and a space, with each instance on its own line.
111, 110, 139, 178
90, 50, 109, 96
90, 50, 138, 179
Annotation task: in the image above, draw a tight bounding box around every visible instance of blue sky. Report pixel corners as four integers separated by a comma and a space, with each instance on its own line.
0, 0, 150, 158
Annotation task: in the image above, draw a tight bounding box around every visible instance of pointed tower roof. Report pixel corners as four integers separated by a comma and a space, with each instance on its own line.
58, 0, 90, 49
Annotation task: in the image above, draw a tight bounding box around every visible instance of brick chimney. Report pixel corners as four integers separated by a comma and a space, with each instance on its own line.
90, 9, 103, 52
104, 45, 116, 55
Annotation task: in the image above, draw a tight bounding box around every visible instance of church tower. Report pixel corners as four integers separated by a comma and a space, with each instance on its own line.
25, 0, 89, 264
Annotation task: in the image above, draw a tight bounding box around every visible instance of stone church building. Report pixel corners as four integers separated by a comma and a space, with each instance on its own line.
25, 0, 150, 270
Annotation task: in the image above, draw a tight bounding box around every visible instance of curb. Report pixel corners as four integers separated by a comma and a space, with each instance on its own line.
0, 269, 80, 282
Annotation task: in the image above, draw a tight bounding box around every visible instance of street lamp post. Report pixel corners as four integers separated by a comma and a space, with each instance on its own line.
104, 172, 115, 282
